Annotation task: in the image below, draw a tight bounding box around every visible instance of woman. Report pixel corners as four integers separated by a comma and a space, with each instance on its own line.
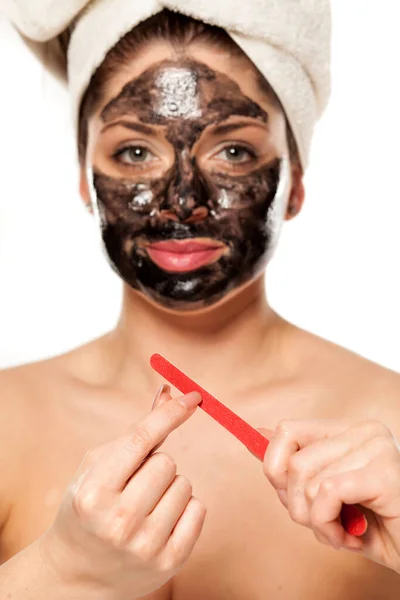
1, 1, 400, 598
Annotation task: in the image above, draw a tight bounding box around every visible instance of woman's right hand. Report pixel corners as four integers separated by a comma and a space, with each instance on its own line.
39, 387, 206, 600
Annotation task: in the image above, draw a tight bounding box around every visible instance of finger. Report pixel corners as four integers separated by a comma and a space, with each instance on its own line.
277, 488, 288, 508
313, 529, 332, 547
150, 385, 172, 455
165, 497, 207, 569
114, 453, 178, 529
87, 392, 201, 491
305, 435, 398, 504
313, 460, 400, 521
144, 475, 193, 547
263, 419, 352, 491
310, 471, 372, 550
286, 425, 384, 525
264, 419, 388, 492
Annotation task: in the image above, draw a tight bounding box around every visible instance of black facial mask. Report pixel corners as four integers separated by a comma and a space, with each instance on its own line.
88, 60, 290, 310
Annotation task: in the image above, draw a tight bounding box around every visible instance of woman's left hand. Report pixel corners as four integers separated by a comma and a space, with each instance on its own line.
261, 419, 400, 574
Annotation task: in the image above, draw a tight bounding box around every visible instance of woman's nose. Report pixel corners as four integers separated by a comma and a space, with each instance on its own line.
160, 205, 209, 224
161, 157, 211, 222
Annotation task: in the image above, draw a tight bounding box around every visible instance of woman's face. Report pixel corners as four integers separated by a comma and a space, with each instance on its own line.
83, 41, 303, 311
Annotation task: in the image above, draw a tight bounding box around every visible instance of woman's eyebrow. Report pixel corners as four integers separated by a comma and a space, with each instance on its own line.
101, 120, 155, 136
211, 119, 269, 136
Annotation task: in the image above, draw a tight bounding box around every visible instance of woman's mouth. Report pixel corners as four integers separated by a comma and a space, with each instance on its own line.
144, 238, 227, 273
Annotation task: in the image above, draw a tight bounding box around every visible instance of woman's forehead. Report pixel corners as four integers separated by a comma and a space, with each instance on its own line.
94, 41, 280, 123
100, 58, 270, 126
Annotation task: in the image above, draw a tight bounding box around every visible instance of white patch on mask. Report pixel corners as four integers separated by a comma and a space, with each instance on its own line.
217, 189, 232, 209
265, 156, 291, 260
86, 165, 107, 231
129, 184, 153, 210
175, 279, 198, 293
156, 68, 202, 119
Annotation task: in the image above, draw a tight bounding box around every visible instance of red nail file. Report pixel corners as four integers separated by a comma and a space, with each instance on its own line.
150, 353, 368, 537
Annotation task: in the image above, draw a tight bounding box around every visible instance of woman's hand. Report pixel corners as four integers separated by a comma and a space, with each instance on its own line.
262, 419, 400, 574
39, 387, 206, 600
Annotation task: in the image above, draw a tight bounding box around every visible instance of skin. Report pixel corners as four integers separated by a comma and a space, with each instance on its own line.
1, 39, 400, 600
261, 419, 400, 571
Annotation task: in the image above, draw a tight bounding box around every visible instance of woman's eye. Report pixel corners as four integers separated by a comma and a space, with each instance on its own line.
216, 145, 255, 163
114, 146, 155, 165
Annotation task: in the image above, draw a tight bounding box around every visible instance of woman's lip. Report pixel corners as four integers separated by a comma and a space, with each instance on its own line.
144, 238, 227, 273
146, 238, 226, 253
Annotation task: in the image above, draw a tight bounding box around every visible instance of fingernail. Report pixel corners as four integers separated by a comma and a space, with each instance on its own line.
179, 391, 202, 410
152, 384, 171, 410
333, 543, 342, 551
346, 542, 363, 553
277, 489, 288, 506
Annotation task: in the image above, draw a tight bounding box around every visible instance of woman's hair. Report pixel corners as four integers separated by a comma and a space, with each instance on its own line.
59, 9, 300, 167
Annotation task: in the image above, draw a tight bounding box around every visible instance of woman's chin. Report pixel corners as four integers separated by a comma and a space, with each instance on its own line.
122, 273, 263, 316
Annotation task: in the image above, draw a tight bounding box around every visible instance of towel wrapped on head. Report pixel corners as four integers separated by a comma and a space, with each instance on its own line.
2, 0, 331, 169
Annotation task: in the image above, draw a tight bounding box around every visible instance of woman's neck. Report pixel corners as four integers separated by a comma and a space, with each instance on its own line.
101, 276, 288, 399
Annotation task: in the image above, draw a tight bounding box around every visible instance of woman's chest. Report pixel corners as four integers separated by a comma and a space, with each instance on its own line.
4, 385, 400, 600
4, 422, 400, 600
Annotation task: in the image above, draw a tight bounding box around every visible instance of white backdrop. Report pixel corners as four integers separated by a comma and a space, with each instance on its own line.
0, 1, 399, 370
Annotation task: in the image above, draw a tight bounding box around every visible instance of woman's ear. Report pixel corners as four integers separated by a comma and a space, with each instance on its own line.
79, 167, 93, 213
285, 163, 305, 220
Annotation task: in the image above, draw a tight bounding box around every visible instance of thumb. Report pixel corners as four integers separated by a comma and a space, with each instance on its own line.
257, 427, 274, 440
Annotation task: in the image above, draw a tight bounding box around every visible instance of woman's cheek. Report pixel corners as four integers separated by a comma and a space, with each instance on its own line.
86, 153, 290, 311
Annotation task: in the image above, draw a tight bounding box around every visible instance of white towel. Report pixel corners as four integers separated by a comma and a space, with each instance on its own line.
2, 0, 331, 168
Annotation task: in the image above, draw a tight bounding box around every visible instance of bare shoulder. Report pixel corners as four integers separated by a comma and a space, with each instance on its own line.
0, 360, 52, 448
0, 330, 114, 389
0, 335, 109, 526
289, 325, 400, 431
0, 362, 44, 531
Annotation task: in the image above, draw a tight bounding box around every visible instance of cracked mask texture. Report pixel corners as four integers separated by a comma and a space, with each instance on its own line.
88, 60, 289, 310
